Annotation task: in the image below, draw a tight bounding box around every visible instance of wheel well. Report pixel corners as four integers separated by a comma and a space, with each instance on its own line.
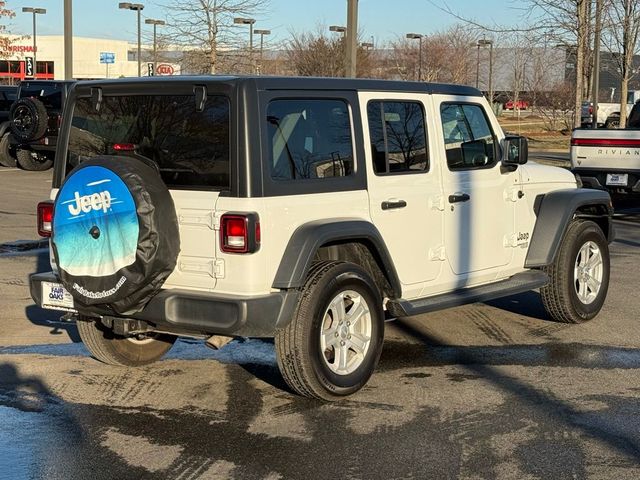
574, 204, 612, 240
314, 240, 395, 299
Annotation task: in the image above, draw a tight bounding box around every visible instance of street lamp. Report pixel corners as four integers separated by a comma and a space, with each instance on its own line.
329, 25, 347, 36
406, 33, 423, 81
145, 19, 165, 76
22, 7, 46, 77
478, 39, 493, 104
119, 2, 144, 77
234, 17, 256, 73
253, 29, 271, 75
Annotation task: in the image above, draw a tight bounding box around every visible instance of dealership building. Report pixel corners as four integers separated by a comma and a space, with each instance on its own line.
1, 35, 180, 82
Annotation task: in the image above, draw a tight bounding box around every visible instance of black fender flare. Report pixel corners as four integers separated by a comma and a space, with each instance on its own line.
525, 188, 613, 267
272, 218, 402, 296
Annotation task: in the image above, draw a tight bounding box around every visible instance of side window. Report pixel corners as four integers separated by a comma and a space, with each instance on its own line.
367, 101, 428, 174
266, 99, 353, 181
440, 103, 497, 171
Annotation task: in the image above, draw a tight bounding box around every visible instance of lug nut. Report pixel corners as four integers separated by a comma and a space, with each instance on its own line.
340, 341, 346, 346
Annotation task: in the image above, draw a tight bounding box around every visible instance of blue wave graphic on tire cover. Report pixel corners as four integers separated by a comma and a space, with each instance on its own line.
53, 166, 139, 277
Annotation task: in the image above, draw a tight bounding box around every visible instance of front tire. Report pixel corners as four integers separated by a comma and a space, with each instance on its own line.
275, 261, 384, 401
541, 220, 610, 323
77, 319, 176, 366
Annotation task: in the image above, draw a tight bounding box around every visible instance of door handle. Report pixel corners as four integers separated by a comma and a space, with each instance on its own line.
381, 199, 407, 210
448, 193, 470, 203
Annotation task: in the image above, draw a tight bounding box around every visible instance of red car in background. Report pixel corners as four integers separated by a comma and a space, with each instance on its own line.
504, 100, 529, 110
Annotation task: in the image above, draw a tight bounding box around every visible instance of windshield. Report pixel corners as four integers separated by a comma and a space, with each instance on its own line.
67, 94, 231, 190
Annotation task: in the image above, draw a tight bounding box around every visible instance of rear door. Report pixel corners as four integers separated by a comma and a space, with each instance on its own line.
64, 86, 233, 291
359, 92, 444, 300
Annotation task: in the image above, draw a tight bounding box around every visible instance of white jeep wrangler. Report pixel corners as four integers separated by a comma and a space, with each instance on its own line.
31, 77, 613, 400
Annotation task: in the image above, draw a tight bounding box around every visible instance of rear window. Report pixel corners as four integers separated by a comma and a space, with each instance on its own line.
266, 99, 354, 181
67, 95, 230, 190
20, 83, 62, 110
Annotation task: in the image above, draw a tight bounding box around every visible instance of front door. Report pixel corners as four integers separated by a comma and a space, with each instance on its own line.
436, 98, 516, 283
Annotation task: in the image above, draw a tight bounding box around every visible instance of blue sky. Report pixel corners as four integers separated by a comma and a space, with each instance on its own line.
6, 0, 520, 45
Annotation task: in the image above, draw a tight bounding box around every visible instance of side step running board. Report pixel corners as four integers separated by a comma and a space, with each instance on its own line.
387, 270, 549, 318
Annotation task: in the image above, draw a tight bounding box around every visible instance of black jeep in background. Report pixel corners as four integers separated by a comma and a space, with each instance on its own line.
0, 80, 74, 170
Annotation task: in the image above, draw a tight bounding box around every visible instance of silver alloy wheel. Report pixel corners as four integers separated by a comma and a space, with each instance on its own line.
320, 289, 372, 375
574, 240, 604, 305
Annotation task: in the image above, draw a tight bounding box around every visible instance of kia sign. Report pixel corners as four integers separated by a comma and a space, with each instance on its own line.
25, 57, 34, 77
156, 64, 174, 76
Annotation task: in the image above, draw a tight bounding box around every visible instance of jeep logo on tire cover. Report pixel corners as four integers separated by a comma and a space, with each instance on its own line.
53, 166, 139, 278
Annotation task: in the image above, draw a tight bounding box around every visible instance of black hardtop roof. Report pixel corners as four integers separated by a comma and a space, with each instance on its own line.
75, 75, 482, 97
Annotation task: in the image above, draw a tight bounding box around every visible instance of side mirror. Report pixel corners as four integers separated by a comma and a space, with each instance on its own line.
502, 135, 528, 166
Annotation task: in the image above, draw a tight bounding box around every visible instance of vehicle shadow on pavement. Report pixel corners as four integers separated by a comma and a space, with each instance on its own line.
0, 362, 85, 478
24, 304, 81, 343
384, 319, 640, 460
484, 290, 551, 321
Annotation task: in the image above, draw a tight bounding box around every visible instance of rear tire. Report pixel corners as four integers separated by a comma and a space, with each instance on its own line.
77, 319, 176, 366
0, 133, 16, 167
275, 261, 384, 401
16, 148, 53, 171
605, 116, 620, 129
541, 220, 610, 323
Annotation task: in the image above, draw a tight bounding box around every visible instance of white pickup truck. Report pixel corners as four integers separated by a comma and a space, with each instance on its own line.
581, 90, 640, 128
571, 128, 640, 197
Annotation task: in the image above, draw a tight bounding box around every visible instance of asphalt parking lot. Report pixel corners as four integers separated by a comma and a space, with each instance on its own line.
1, 165, 640, 479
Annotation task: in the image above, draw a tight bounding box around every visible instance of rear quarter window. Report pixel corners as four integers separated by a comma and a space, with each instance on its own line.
67, 94, 231, 190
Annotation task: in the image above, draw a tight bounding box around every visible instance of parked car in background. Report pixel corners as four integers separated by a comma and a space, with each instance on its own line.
503, 100, 529, 110
0, 85, 18, 167
571, 127, 640, 199
581, 90, 640, 128
7, 80, 75, 170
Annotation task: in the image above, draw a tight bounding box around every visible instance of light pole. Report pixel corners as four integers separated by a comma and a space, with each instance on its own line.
145, 19, 165, 76
478, 39, 493, 104
254, 29, 270, 75
330, 26, 347, 77
119, 3, 145, 77
22, 7, 46, 77
64, 0, 72, 79
234, 17, 256, 73
406, 33, 423, 81
345, 0, 358, 78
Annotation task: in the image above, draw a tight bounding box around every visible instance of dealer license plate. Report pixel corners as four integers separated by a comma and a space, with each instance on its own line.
606, 173, 628, 186
41, 281, 76, 312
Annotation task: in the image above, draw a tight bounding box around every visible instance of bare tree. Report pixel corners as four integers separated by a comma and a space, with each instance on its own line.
601, 0, 640, 128
285, 27, 374, 78
155, 0, 269, 75
387, 25, 476, 84
0, 2, 16, 58
429, 0, 593, 127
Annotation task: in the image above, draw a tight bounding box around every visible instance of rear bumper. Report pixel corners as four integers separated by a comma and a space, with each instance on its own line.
30, 272, 298, 338
573, 168, 640, 195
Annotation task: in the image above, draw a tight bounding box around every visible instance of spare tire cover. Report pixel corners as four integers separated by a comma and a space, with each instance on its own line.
52, 156, 180, 314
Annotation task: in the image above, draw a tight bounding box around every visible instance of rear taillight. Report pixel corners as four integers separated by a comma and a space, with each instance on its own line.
37, 201, 53, 237
112, 143, 136, 152
220, 213, 260, 254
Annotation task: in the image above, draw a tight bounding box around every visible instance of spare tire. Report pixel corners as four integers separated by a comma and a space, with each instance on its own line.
51, 156, 180, 315
10, 97, 49, 141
